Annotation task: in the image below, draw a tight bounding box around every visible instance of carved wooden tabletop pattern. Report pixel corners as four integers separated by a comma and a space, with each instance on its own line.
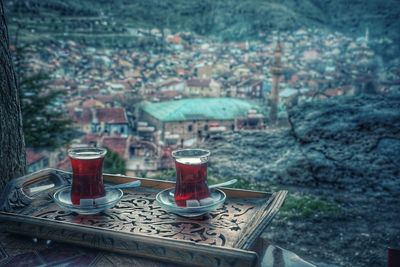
0, 170, 288, 267
28, 189, 263, 248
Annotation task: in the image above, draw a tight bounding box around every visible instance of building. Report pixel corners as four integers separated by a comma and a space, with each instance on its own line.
70, 107, 129, 136
196, 64, 217, 79
69, 107, 92, 133
91, 108, 129, 137
269, 40, 284, 123
125, 139, 159, 177
140, 98, 261, 145
236, 79, 264, 99
155, 79, 185, 100
158, 79, 185, 92
235, 109, 265, 130
185, 79, 221, 97
82, 98, 105, 109
352, 29, 377, 95
137, 121, 156, 141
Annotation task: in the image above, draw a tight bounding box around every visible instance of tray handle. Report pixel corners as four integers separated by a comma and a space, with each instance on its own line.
235, 190, 288, 250
0, 168, 71, 212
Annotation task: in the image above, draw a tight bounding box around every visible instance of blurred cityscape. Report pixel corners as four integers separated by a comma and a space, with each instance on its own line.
6, 3, 399, 176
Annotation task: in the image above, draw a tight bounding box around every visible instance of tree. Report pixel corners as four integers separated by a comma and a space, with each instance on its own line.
0, 0, 26, 192
17, 68, 73, 149
103, 149, 126, 175
12, 36, 74, 149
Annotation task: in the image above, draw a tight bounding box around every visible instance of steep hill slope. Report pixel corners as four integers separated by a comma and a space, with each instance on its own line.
5, 0, 400, 43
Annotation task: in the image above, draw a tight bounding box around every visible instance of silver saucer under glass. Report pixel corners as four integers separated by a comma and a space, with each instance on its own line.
156, 188, 226, 217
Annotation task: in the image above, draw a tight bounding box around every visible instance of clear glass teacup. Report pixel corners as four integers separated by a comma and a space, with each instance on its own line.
68, 147, 107, 205
171, 149, 211, 207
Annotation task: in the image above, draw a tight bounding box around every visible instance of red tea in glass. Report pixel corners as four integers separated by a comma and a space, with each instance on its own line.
172, 149, 210, 207
68, 147, 107, 205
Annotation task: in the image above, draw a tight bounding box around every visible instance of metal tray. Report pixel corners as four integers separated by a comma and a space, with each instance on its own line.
0, 169, 287, 267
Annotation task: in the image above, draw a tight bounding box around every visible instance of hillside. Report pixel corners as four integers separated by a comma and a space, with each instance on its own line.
5, 0, 400, 44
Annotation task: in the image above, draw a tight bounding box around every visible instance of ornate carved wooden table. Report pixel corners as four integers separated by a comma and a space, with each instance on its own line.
0, 169, 312, 267
0, 230, 316, 267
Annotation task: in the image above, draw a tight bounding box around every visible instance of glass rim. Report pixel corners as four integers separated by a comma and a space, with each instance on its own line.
68, 147, 107, 159
171, 148, 210, 161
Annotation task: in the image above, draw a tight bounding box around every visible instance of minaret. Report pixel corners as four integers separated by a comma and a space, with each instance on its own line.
269, 39, 283, 123
355, 27, 376, 95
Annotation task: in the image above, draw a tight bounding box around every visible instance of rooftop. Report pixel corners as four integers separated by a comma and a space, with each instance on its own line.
96, 108, 128, 124
69, 107, 91, 125
141, 97, 261, 122
159, 79, 183, 88
186, 79, 211, 87
82, 99, 104, 108
238, 79, 262, 87
69, 107, 128, 125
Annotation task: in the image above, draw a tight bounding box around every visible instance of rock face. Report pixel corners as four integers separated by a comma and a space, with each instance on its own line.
205, 130, 313, 186
289, 93, 400, 194
205, 93, 400, 195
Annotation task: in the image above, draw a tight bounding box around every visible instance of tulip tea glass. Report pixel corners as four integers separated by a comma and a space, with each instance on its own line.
172, 149, 211, 207
68, 147, 107, 205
